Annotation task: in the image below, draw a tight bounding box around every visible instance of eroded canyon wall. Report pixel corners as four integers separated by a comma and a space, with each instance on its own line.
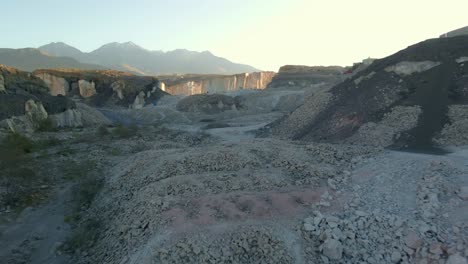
159, 72, 276, 96
33, 69, 167, 108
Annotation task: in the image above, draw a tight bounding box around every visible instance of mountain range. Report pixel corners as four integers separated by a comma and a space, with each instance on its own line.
0, 42, 258, 75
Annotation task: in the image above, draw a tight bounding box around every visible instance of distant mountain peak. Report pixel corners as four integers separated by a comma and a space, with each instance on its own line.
97, 42, 145, 51
38, 42, 84, 58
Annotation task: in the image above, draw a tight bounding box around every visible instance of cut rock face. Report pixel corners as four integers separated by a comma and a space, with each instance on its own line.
35, 72, 69, 96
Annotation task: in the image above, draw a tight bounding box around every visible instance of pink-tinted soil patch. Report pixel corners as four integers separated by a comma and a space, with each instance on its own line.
161, 187, 328, 232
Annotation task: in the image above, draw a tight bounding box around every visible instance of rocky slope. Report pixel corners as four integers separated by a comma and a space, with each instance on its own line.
270, 36, 468, 149
37, 42, 259, 75
33, 69, 167, 109
159, 72, 276, 95
441, 26, 468, 38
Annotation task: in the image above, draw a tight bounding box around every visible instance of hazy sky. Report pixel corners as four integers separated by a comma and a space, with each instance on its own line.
2, 0, 467, 71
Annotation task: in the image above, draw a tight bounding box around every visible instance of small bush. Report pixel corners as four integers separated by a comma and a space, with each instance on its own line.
96, 125, 110, 137
1, 133, 34, 157
108, 147, 122, 156
0, 133, 46, 208
112, 124, 138, 139
34, 137, 62, 150
36, 118, 57, 132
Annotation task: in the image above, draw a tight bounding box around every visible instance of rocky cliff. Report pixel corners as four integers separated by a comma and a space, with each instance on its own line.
33, 69, 167, 108
159, 72, 276, 96
267, 65, 346, 90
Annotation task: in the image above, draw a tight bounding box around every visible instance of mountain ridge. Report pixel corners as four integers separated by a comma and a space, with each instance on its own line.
36, 42, 259, 75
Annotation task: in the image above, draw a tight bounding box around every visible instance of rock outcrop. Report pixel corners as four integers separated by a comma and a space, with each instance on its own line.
34, 72, 69, 96
0, 65, 75, 131
50, 109, 83, 128
25, 99, 48, 124
33, 69, 167, 108
270, 36, 468, 148
131, 91, 146, 109
267, 65, 345, 90
0, 74, 5, 93
159, 72, 276, 96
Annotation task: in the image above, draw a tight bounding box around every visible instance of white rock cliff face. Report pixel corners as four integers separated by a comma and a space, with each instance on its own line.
161, 72, 276, 96
78, 80, 97, 98
35, 72, 69, 96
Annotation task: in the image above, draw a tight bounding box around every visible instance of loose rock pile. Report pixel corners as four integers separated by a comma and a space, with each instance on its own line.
154, 227, 293, 264
302, 206, 468, 263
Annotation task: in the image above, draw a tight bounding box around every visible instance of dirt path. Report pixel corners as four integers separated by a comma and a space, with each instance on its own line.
0, 185, 73, 264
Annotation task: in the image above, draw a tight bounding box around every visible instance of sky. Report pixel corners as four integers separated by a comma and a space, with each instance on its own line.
2, 0, 468, 71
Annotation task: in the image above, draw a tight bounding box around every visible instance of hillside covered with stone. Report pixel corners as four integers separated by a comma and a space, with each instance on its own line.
270, 35, 468, 149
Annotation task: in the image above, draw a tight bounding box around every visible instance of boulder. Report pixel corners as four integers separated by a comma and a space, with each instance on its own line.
321, 239, 343, 260
25, 99, 48, 125
446, 254, 468, 264
457, 186, 468, 200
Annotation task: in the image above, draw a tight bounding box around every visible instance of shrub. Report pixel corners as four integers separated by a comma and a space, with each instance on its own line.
34, 137, 61, 150
0, 133, 43, 208
1, 132, 34, 156
96, 125, 110, 137
108, 147, 122, 156
112, 124, 138, 139
36, 118, 57, 132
